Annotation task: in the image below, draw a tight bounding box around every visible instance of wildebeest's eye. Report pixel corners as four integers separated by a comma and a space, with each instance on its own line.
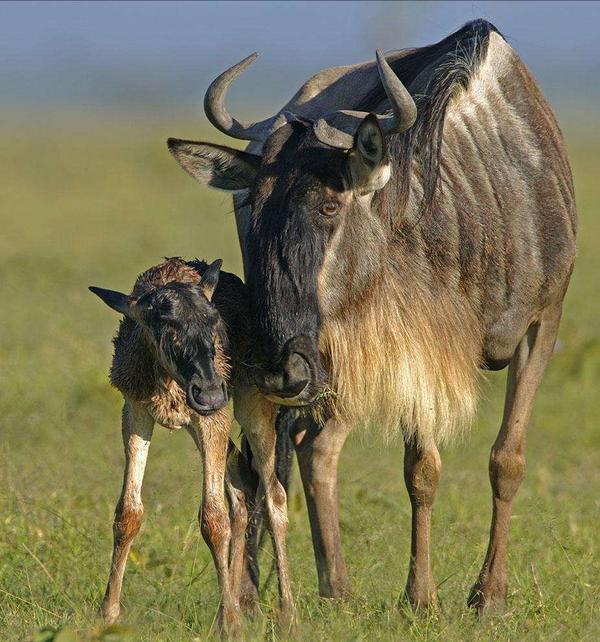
319, 200, 341, 217
137, 299, 153, 314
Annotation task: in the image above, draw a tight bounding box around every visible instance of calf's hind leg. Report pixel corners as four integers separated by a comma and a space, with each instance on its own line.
225, 441, 260, 616
102, 400, 154, 624
468, 307, 561, 612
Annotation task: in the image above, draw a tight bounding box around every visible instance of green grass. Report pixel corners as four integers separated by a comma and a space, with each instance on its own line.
0, 114, 599, 641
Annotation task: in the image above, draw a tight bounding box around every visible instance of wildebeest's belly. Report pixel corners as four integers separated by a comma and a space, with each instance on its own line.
481, 306, 533, 369
474, 210, 574, 369
439, 151, 575, 368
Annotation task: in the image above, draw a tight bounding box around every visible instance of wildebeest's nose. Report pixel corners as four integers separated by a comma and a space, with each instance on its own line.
255, 336, 317, 404
260, 352, 310, 397
186, 378, 228, 415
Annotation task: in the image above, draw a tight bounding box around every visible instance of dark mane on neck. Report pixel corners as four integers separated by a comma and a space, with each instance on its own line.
357, 19, 501, 215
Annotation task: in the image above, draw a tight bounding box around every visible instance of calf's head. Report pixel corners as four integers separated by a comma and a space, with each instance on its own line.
168, 51, 416, 406
90, 260, 229, 414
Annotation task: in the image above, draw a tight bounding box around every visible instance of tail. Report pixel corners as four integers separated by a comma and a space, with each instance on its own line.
274, 407, 295, 493
239, 406, 295, 492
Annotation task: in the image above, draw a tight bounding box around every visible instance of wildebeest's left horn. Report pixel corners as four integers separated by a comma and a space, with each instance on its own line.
204, 52, 281, 142
312, 50, 417, 149
375, 49, 417, 136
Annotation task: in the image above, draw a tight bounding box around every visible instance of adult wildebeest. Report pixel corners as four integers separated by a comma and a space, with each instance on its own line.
168, 20, 576, 612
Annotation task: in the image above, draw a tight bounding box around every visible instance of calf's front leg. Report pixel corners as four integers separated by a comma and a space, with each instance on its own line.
187, 410, 241, 635
102, 400, 154, 624
234, 386, 294, 628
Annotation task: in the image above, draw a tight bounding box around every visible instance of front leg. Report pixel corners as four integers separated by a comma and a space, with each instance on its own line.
187, 409, 241, 636
294, 415, 352, 598
225, 441, 260, 617
229, 415, 294, 613
234, 386, 294, 628
403, 438, 441, 609
102, 400, 154, 624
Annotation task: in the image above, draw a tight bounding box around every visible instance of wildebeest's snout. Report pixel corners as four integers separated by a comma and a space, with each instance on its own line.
186, 376, 228, 415
255, 335, 320, 405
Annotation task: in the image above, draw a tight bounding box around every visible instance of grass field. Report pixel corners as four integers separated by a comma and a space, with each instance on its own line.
0, 114, 598, 641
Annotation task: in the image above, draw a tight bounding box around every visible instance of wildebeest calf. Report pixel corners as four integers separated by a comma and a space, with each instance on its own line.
90, 257, 293, 632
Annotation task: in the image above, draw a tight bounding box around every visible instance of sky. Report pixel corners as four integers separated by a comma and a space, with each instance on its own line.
2, 1, 599, 114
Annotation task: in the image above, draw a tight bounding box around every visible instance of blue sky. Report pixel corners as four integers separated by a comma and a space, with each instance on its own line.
2, 1, 599, 112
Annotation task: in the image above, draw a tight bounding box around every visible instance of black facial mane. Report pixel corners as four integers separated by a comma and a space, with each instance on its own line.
246, 123, 344, 367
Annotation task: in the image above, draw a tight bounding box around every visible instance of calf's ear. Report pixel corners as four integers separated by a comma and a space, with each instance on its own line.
347, 114, 391, 195
89, 286, 134, 318
167, 139, 261, 192
199, 259, 222, 301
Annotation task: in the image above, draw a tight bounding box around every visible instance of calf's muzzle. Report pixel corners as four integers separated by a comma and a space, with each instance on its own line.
186, 376, 228, 415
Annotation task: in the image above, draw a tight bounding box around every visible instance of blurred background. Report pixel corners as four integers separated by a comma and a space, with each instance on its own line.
1, 2, 598, 641
3, 0, 600, 113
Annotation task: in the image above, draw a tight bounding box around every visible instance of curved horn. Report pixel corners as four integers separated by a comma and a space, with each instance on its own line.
312, 51, 417, 149
375, 49, 417, 136
204, 53, 279, 142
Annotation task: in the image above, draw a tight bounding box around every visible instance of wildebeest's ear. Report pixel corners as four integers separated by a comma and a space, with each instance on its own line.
348, 114, 391, 195
89, 286, 134, 318
199, 259, 222, 301
167, 139, 261, 192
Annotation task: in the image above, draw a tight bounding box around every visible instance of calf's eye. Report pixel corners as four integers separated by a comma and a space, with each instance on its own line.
319, 201, 340, 217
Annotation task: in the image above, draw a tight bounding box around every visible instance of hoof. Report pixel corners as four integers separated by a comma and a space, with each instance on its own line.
100, 601, 120, 625
467, 578, 507, 614
403, 577, 439, 612
219, 606, 243, 638
403, 592, 439, 612
239, 587, 261, 619
318, 579, 353, 600
276, 603, 297, 635
237, 567, 261, 618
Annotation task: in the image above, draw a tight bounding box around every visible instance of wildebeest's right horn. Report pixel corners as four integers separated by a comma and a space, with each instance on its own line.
312, 51, 417, 149
204, 53, 281, 142
375, 49, 417, 136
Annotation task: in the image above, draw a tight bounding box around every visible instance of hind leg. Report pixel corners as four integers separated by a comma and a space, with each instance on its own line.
468, 306, 562, 612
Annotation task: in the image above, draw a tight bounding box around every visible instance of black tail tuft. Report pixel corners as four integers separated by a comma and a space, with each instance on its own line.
274, 408, 295, 492
240, 406, 295, 491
